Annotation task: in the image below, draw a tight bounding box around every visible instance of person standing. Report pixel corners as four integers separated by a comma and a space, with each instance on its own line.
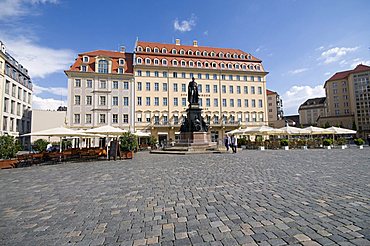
231, 135, 238, 153
224, 134, 230, 152
367, 134, 370, 146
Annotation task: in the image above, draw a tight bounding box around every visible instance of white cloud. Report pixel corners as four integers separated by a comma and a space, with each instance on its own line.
203, 30, 208, 36
174, 14, 196, 32
351, 58, 370, 68
33, 84, 68, 97
316, 46, 325, 51
0, 0, 58, 20
319, 46, 359, 64
324, 72, 331, 76
281, 85, 325, 114
2, 36, 74, 78
255, 47, 261, 52
288, 68, 308, 75
32, 95, 66, 110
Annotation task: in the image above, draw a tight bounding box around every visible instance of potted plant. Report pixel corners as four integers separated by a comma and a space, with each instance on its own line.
238, 137, 247, 150
354, 138, 365, 149
0, 135, 21, 169
148, 136, 158, 150
297, 139, 308, 150
323, 139, 333, 149
255, 136, 264, 150
120, 132, 138, 159
336, 138, 347, 149
33, 139, 49, 152
280, 139, 289, 150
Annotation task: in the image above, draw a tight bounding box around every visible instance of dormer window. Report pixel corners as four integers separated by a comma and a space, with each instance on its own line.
210, 52, 215, 57
219, 52, 224, 58
212, 62, 217, 68
204, 62, 209, 68
81, 65, 87, 72
154, 47, 159, 53
172, 49, 177, 54
162, 59, 167, 65
154, 59, 159, 65
189, 61, 194, 67
119, 59, 125, 65
233, 54, 238, 58
235, 64, 240, 69
137, 46, 143, 52
145, 58, 151, 64
240, 54, 245, 59
83, 56, 89, 63
180, 49, 185, 55
172, 60, 178, 66
145, 47, 151, 52
181, 60, 186, 67
228, 63, 233, 69
242, 64, 247, 70
98, 60, 108, 73
220, 63, 225, 69
118, 67, 124, 74
197, 61, 202, 67
226, 53, 231, 58
247, 55, 252, 60
136, 57, 143, 64
196, 51, 200, 56
203, 51, 208, 56
256, 65, 261, 70
249, 65, 254, 70
188, 50, 193, 55
162, 48, 167, 53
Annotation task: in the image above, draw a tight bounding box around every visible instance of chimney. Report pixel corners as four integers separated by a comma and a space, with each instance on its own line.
120, 45, 126, 53
193, 40, 198, 47
175, 39, 181, 46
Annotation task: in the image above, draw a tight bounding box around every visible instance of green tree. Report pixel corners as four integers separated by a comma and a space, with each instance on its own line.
33, 139, 49, 152
0, 135, 21, 159
120, 132, 138, 151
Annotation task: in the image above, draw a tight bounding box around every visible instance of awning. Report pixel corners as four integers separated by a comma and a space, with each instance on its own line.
158, 132, 168, 135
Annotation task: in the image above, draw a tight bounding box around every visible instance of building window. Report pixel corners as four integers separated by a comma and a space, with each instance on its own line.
237, 99, 241, 107
199, 98, 202, 107
258, 99, 263, 108
99, 80, 107, 89
113, 81, 119, 89
173, 72, 178, 78
213, 85, 218, 93
252, 99, 256, 107
137, 70, 142, 76
221, 75, 225, 80
222, 99, 227, 107
205, 74, 210, 79
112, 114, 118, 124
222, 85, 226, 93
198, 73, 202, 79
146, 114, 151, 122
190, 73, 194, 78
154, 82, 159, 91
214, 98, 218, 107
75, 79, 81, 87
163, 83, 168, 91
258, 87, 262, 94
181, 84, 186, 92
98, 60, 108, 73
163, 71, 168, 77
145, 58, 151, 64
81, 65, 87, 72
123, 97, 129, 106
112, 97, 118, 106
162, 59, 168, 65
189, 61, 194, 67
230, 99, 234, 107
154, 97, 159, 106
137, 114, 142, 122
163, 97, 168, 106
172, 60, 178, 66
84, 96, 91, 106
236, 75, 240, 81
154, 71, 159, 77
99, 96, 106, 106
99, 114, 106, 124
123, 114, 129, 123
137, 97, 142, 106
174, 98, 178, 106
197, 84, 202, 93
146, 82, 151, 91
123, 81, 129, 90
119, 59, 125, 65
83, 56, 89, 63
181, 72, 186, 78
74, 95, 81, 105
74, 114, 80, 124
229, 85, 234, 94
251, 86, 255, 94
206, 84, 210, 93
206, 98, 210, 107
182, 98, 186, 106
146, 97, 150, 106
137, 58, 143, 64
146, 71, 150, 77
173, 83, 178, 92
229, 75, 233, 80
85, 114, 91, 124
174, 116, 179, 125
251, 76, 255, 81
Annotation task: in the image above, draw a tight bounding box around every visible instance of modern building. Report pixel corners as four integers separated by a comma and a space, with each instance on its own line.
133, 39, 268, 143
0, 41, 33, 149
65, 49, 135, 131
66, 39, 269, 144
31, 109, 67, 143
318, 64, 370, 136
298, 97, 327, 126
266, 89, 284, 127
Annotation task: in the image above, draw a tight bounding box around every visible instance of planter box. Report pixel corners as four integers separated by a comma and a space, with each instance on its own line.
324, 146, 331, 149
120, 151, 134, 159
283, 146, 289, 150
340, 145, 347, 149
258, 146, 265, 151
301, 146, 308, 150
358, 145, 364, 149
241, 145, 247, 150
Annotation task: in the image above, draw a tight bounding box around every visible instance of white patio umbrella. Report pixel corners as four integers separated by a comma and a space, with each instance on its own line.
133, 130, 151, 137
22, 126, 89, 152
227, 128, 245, 135
85, 125, 128, 158
327, 126, 356, 135
243, 125, 283, 135
303, 126, 333, 135
279, 126, 310, 135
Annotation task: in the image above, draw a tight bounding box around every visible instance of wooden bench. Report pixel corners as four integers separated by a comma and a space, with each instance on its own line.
0, 159, 18, 169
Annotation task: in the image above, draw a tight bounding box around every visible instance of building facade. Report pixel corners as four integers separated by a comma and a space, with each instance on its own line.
65, 49, 135, 131
266, 89, 284, 127
298, 97, 327, 126
66, 39, 269, 144
31, 109, 67, 143
318, 64, 370, 136
0, 41, 33, 149
133, 39, 268, 143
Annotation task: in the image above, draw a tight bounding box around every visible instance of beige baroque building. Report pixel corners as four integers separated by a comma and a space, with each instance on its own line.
0, 41, 33, 149
318, 64, 370, 136
298, 97, 327, 126
65, 49, 135, 132
266, 89, 284, 127
133, 39, 269, 143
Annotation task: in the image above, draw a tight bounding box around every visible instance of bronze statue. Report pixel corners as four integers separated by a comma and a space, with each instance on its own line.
187, 77, 199, 104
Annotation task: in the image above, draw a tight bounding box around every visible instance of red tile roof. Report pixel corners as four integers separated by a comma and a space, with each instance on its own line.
266, 89, 276, 95
326, 64, 370, 82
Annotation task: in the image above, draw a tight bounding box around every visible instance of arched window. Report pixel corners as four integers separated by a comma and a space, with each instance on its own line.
235, 64, 240, 69
145, 58, 151, 64
119, 59, 125, 65
204, 62, 209, 68
203, 51, 208, 56
181, 60, 186, 67
233, 53, 238, 58
210, 52, 215, 57
162, 59, 167, 65
196, 51, 201, 56
219, 52, 224, 58
242, 64, 247, 70
137, 46, 143, 52
188, 50, 193, 55
98, 60, 108, 73
249, 64, 254, 70
212, 62, 217, 68
256, 65, 261, 70
226, 53, 231, 58
172, 49, 177, 54
145, 47, 151, 52
240, 54, 245, 59
189, 61, 194, 67
154, 59, 159, 65
220, 63, 225, 69
228, 63, 233, 69
180, 49, 185, 55
162, 48, 167, 53
154, 47, 159, 53
172, 60, 178, 66
197, 61, 202, 67
247, 55, 252, 60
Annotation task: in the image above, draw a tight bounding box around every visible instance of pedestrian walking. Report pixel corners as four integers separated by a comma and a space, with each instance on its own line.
224, 134, 230, 152
367, 134, 370, 146
231, 135, 238, 153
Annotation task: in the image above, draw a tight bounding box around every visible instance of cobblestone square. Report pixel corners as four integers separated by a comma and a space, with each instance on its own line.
1, 149, 369, 245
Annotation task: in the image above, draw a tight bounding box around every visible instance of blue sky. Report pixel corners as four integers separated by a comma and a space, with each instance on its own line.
1, 0, 369, 114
